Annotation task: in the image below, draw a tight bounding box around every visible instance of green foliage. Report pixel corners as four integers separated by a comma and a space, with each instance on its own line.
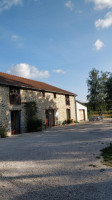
62, 120, 67, 125
88, 110, 112, 118
101, 143, 112, 166
27, 118, 43, 132
0, 127, 6, 138
24, 101, 38, 120
105, 75, 112, 110
67, 119, 72, 124
89, 164, 97, 168
25, 101, 43, 132
74, 120, 78, 123
63, 119, 76, 125
87, 68, 109, 111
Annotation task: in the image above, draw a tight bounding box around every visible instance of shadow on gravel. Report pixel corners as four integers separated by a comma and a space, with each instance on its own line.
0, 123, 112, 162
11, 181, 112, 200
0, 122, 112, 199
1, 167, 111, 181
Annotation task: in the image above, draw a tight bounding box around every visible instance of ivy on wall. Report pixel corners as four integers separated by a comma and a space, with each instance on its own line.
24, 101, 43, 132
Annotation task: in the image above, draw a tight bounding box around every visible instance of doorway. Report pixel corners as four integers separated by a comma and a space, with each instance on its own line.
11, 111, 20, 134
79, 109, 85, 121
46, 109, 55, 127
66, 109, 71, 120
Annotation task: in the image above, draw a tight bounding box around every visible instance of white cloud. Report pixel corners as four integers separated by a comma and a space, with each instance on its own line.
95, 11, 112, 28
54, 69, 66, 74
8, 63, 50, 79
11, 34, 20, 41
86, 0, 112, 10
65, 0, 74, 11
0, 0, 22, 13
94, 39, 104, 50
87, 1, 112, 29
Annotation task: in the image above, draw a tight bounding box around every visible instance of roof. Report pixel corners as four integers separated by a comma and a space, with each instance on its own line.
76, 100, 87, 107
0, 72, 76, 96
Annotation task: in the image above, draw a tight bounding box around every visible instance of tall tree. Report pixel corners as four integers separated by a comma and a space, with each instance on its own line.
105, 74, 112, 110
87, 68, 108, 111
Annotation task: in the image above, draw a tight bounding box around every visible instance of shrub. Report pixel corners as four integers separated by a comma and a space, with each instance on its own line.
74, 120, 78, 123
0, 127, 6, 138
27, 118, 43, 132
67, 119, 72, 124
62, 120, 67, 125
100, 143, 112, 166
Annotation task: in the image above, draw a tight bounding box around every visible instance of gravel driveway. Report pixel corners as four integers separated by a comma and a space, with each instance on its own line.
0, 120, 112, 200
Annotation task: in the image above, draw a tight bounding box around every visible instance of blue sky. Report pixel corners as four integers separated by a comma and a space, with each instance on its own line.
0, 0, 112, 101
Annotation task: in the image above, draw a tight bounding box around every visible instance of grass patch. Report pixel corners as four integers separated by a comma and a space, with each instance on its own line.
101, 143, 112, 167
0, 127, 6, 138
89, 164, 97, 168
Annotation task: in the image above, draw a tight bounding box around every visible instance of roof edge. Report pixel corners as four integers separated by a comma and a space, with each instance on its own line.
0, 82, 76, 96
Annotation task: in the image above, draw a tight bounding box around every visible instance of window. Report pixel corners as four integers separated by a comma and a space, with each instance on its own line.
65, 95, 70, 105
54, 93, 56, 99
42, 91, 45, 98
9, 87, 21, 105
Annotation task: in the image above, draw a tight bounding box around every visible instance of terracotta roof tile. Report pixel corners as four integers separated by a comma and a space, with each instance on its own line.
0, 72, 76, 96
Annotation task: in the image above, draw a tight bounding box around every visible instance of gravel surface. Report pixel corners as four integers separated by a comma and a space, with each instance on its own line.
0, 120, 112, 200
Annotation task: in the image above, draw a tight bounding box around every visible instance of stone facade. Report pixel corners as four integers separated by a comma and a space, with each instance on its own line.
0, 86, 10, 135
0, 85, 76, 136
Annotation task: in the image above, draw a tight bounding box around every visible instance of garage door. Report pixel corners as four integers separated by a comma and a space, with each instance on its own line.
79, 109, 85, 121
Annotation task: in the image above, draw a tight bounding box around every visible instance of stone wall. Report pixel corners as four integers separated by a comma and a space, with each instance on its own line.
0, 86, 10, 136
0, 86, 76, 135
21, 89, 76, 131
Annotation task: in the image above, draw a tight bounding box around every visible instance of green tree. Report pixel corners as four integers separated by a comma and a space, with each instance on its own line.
105, 74, 112, 110
87, 68, 108, 111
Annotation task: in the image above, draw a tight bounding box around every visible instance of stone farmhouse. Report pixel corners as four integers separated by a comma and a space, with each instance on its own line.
0, 72, 80, 136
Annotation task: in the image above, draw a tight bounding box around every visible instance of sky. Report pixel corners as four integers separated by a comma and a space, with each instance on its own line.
0, 0, 112, 102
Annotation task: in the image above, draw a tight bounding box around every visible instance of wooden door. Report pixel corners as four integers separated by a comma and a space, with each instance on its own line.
11, 111, 20, 134
46, 109, 55, 127
79, 109, 85, 121
66, 109, 70, 120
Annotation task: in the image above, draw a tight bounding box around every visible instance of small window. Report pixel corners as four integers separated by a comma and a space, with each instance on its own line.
42, 91, 45, 98
65, 95, 70, 105
54, 93, 56, 99
9, 87, 21, 105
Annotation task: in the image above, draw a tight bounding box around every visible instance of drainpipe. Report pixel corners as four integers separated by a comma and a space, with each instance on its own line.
75, 99, 78, 121
8, 111, 12, 136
